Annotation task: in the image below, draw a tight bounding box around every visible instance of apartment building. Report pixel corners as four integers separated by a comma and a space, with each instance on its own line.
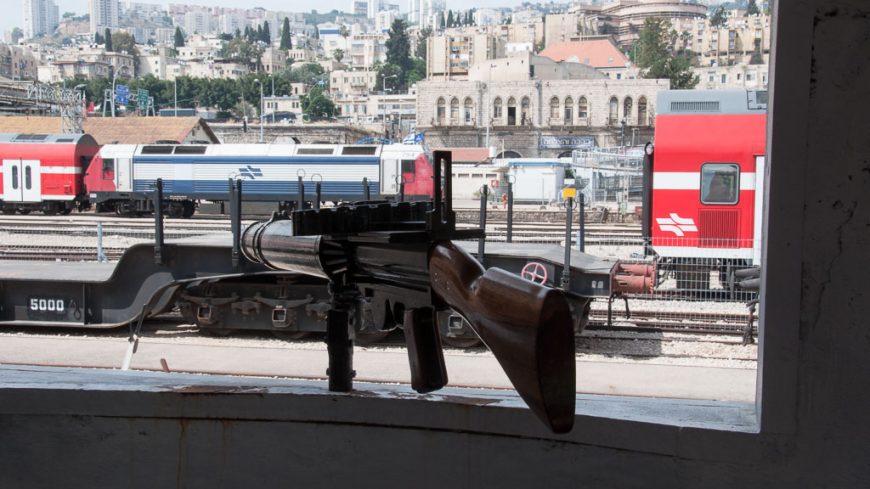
427, 29, 505, 80
90, 0, 120, 33
23, 0, 59, 40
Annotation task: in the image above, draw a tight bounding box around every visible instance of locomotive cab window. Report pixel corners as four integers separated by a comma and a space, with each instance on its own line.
700, 163, 739, 205
101, 158, 115, 179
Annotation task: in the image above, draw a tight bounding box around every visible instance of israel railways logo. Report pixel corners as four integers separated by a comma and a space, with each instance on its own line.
656, 213, 698, 236
238, 165, 264, 179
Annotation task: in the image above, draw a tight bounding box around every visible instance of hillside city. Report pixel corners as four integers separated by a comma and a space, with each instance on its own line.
5, 0, 771, 156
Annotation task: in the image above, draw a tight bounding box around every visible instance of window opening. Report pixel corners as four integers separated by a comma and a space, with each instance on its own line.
700, 163, 740, 205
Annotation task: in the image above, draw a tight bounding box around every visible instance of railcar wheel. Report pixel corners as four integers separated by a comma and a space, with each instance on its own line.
167, 202, 185, 218
271, 330, 310, 341
59, 207, 72, 215
440, 335, 483, 349
1, 207, 15, 214
181, 201, 196, 218
17, 208, 30, 215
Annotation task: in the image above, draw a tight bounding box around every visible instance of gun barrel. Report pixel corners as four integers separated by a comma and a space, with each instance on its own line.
241, 220, 331, 279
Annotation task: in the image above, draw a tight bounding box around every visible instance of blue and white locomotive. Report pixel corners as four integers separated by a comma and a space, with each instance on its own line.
85, 143, 433, 217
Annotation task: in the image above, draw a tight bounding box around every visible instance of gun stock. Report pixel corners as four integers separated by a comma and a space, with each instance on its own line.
430, 242, 576, 434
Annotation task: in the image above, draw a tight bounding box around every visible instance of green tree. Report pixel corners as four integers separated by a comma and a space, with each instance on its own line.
750, 38, 764, 64
634, 18, 698, 89
407, 58, 426, 86
262, 21, 271, 44
446, 10, 454, 28
301, 87, 335, 121
221, 37, 264, 71
710, 6, 728, 27
333, 49, 345, 63
416, 27, 432, 60
94, 31, 104, 44
287, 62, 325, 87
385, 19, 412, 91
111, 32, 138, 56
104, 28, 112, 51
174, 26, 185, 47
746, 0, 760, 15
280, 17, 293, 50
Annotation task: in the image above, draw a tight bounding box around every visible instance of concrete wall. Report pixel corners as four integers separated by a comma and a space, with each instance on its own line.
1, 1, 870, 487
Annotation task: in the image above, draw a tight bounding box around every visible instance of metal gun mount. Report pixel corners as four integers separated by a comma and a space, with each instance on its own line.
242, 151, 577, 433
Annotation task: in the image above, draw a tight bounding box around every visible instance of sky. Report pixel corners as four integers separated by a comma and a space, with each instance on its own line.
6, 0, 530, 35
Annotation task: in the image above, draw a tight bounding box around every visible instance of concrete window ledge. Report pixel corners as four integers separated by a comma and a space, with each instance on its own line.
0, 365, 765, 465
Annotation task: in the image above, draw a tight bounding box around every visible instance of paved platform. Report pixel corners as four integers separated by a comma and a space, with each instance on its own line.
0, 335, 756, 402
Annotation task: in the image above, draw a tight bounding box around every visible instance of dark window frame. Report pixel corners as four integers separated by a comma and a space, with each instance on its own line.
700, 162, 741, 205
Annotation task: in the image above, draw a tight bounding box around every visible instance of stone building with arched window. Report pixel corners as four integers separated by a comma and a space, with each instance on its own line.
416, 75, 669, 157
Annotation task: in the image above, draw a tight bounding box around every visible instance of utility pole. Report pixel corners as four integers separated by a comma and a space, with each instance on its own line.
255, 79, 264, 143
271, 76, 275, 123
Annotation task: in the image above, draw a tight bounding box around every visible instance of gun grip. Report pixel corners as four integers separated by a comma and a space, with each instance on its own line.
430, 242, 576, 434
404, 307, 449, 394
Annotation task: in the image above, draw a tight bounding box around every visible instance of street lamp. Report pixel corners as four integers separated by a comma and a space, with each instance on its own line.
254, 78, 264, 143
74, 83, 86, 116
173, 77, 178, 116
111, 66, 130, 118
381, 73, 397, 139
271, 76, 275, 123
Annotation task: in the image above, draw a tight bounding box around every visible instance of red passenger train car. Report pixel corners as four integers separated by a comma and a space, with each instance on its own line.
644, 90, 767, 290
0, 133, 99, 215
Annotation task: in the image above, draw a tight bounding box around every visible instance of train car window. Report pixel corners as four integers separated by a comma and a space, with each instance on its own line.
700, 163, 740, 205
173, 146, 208, 155
341, 146, 378, 155
297, 148, 334, 155
401, 160, 415, 174
24, 166, 31, 189
141, 146, 175, 155
11, 166, 18, 189
13, 134, 48, 142
102, 158, 115, 179
55, 138, 74, 143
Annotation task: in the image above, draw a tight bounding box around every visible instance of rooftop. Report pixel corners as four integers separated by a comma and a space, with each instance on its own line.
539, 39, 630, 69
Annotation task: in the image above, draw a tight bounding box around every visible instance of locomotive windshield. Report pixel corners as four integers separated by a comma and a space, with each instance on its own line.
700, 163, 740, 205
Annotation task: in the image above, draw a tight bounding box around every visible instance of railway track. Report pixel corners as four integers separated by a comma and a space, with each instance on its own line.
588, 308, 756, 336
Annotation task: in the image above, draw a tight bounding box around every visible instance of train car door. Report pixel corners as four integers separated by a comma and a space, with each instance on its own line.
115, 157, 132, 192
752, 155, 765, 266
2, 160, 40, 202
380, 157, 399, 194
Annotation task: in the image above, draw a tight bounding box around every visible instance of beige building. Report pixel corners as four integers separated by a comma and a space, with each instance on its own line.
261, 47, 288, 75
467, 52, 604, 84
330, 69, 377, 97
0, 45, 39, 80
543, 12, 601, 47
692, 12, 772, 67
287, 48, 317, 64
571, 0, 708, 48
262, 95, 303, 120
694, 63, 770, 90
418, 77, 666, 130
426, 30, 506, 80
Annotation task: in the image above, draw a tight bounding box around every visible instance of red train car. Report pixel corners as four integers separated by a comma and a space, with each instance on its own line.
0, 133, 99, 215
644, 90, 767, 290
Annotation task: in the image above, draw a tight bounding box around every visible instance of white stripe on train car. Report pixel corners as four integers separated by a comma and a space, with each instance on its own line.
653, 172, 756, 190
653, 246, 754, 259
39, 167, 81, 174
